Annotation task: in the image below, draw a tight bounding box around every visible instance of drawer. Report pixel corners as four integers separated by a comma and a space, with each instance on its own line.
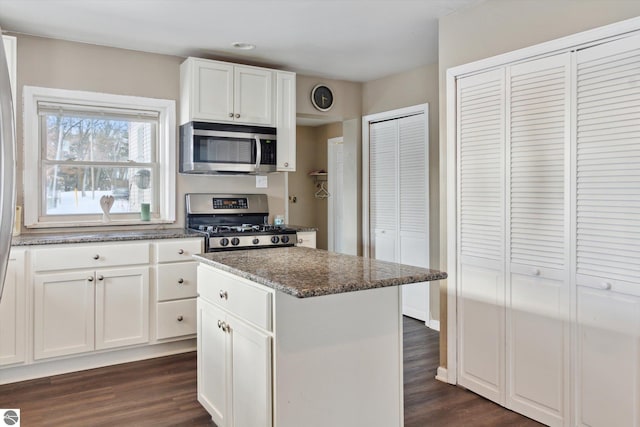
198, 265, 272, 331
157, 299, 197, 339
155, 239, 203, 263
157, 262, 198, 301
32, 242, 150, 272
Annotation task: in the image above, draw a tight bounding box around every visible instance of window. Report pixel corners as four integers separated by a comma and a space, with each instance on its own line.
23, 86, 176, 227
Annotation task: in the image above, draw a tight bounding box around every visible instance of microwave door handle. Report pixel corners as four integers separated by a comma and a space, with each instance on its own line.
254, 135, 262, 172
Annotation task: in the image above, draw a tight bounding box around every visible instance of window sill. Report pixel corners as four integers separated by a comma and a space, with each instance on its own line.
25, 218, 175, 229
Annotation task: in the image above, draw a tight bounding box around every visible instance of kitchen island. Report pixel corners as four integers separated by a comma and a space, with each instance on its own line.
194, 247, 447, 427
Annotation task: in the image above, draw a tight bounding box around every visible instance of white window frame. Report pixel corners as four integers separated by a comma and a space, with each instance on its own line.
23, 86, 176, 228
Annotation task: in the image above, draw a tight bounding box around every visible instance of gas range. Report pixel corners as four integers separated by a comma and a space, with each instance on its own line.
186, 193, 297, 252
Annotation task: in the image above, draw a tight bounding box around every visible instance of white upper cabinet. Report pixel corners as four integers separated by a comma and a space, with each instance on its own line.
276, 71, 296, 171
180, 57, 274, 126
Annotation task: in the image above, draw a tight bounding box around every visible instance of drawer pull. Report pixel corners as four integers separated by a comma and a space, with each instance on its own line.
97, 275, 104, 281
87, 276, 94, 282
178, 278, 184, 284
177, 315, 184, 322
93, 254, 100, 260
219, 290, 228, 300
178, 249, 185, 255
601, 282, 612, 290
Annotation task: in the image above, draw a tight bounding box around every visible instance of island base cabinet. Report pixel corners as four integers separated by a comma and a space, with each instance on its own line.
273, 286, 403, 427
197, 298, 272, 427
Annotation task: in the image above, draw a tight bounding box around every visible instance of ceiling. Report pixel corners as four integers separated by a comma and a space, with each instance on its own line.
0, 0, 478, 82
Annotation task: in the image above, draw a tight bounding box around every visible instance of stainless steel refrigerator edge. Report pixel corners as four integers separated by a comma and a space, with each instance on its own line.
0, 28, 17, 302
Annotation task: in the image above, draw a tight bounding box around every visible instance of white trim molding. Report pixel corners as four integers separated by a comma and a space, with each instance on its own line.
22, 86, 176, 228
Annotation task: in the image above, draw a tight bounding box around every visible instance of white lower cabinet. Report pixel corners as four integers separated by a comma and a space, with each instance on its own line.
197, 263, 404, 427
296, 231, 316, 249
0, 249, 26, 366
198, 297, 272, 427
34, 266, 149, 359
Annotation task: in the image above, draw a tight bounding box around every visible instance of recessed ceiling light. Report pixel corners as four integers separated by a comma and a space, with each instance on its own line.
232, 42, 255, 50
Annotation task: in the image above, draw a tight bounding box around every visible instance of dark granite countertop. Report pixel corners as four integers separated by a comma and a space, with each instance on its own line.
194, 247, 447, 298
286, 224, 317, 232
12, 229, 204, 246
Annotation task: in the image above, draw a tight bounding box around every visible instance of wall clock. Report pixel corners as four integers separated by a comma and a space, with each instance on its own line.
311, 84, 334, 112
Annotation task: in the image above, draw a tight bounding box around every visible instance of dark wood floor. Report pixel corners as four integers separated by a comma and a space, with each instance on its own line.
0, 317, 541, 426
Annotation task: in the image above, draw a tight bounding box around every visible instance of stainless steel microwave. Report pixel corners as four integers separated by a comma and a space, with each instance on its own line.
179, 121, 277, 174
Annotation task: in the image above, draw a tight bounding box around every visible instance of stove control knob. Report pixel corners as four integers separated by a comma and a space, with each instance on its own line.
220, 238, 229, 247
252, 238, 260, 245
281, 235, 290, 244
231, 237, 240, 246
271, 236, 280, 244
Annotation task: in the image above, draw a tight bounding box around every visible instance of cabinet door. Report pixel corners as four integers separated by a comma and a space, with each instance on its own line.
228, 313, 272, 427
234, 66, 273, 125
506, 53, 571, 426
95, 266, 149, 350
456, 68, 506, 404
198, 298, 229, 427
193, 59, 235, 123
0, 250, 25, 366
34, 271, 95, 359
576, 286, 640, 427
276, 71, 296, 171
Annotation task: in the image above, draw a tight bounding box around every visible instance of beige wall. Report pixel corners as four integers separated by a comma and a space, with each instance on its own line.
296, 74, 362, 121
12, 34, 286, 233
288, 122, 342, 250
362, 63, 441, 321
438, 0, 640, 367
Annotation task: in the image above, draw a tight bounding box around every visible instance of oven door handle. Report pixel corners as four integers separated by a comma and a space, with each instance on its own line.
254, 135, 262, 172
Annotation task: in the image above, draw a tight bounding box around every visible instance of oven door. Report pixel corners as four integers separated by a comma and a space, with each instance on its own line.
180, 123, 277, 174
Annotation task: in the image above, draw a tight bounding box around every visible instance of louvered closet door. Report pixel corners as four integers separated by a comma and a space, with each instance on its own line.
506, 53, 571, 427
457, 68, 506, 404
575, 33, 640, 427
369, 120, 398, 263
398, 113, 429, 321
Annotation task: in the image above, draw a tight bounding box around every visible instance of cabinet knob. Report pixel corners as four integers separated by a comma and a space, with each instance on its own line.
177, 315, 184, 322
298, 238, 303, 244
93, 254, 100, 260
228, 113, 234, 118
87, 276, 94, 282
97, 275, 104, 281
178, 278, 184, 284
217, 320, 223, 328
219, 290, 228, 300
601, 282, 613, 290
235, 113, 240, 118
178, 249, 185, 255
284, 162, 289, 167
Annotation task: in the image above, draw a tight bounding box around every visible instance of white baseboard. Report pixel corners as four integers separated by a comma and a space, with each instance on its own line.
0, 339, 196, 385
436, 366, 454, 384
427, 318, 440, 331
402, 307, 427, 322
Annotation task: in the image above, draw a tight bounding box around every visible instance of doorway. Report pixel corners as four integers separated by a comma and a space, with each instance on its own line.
327, 137, 348, 254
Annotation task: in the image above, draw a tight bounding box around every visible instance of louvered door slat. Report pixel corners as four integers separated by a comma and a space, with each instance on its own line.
509, 56, 568, 270
459, 72, 505, 262
577, 39, 640, 285
398, 112, 427, 236
369, 120, 397, 231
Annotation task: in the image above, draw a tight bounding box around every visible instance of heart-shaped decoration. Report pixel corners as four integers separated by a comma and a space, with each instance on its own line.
100, 195, 115, 214
100, 195, 115, 223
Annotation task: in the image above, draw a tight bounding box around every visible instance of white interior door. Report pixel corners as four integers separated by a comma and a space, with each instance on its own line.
366, 107, 429, 322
